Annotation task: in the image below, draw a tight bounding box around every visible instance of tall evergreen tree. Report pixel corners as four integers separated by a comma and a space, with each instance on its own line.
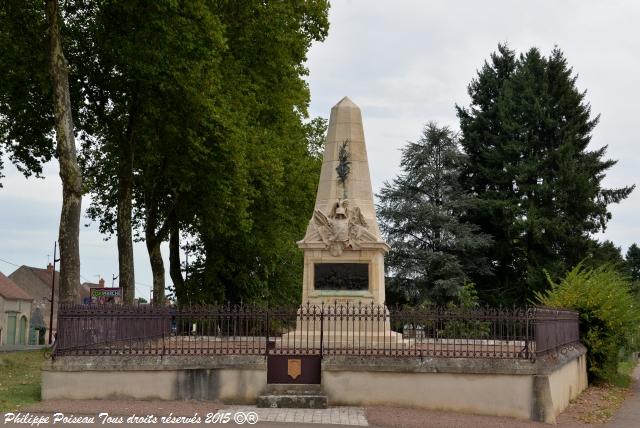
585, 240, 625, 271
627, 244, 640, 282
626, 243, 640, 295
378, 123, 492, 306
457, 45, 634, 305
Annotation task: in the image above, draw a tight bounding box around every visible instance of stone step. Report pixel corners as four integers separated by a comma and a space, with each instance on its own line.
265, 383, 323, 395
257, 384, 328, 409
256, 394, 328, 409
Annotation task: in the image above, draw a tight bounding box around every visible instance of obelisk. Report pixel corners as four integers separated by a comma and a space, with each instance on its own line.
298, 97, 390, 306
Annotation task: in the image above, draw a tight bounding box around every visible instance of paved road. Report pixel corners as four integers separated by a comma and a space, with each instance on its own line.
604, 364, 640, 428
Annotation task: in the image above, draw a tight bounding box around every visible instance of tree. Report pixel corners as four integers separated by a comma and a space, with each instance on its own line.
69, 1, 224, 303
378, 123, 492, 306
457, 45, 634, 305
45, 0, 82, 305
536, 263, 640, 382
1, 0, 82, 304
626, 243, 640, 294
626, 244, 640, 281
75, 1, 329, 305
0, 1, 53, 185
174, 3, 328, 306
584, 240, 625, 271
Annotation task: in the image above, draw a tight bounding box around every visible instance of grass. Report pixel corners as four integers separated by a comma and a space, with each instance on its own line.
605, 358, 639, 388
0, 350, 45, 413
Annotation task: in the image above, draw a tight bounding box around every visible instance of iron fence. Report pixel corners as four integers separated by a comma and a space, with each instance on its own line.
53, 303, 579, 360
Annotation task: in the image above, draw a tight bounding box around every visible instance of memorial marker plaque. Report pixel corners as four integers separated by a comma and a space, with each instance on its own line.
314, 263, 368, 291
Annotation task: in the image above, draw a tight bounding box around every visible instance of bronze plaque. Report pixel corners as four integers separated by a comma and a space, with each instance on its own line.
314, 263, 368, 290
287, 358, 302, 380
267, 355, 321, 384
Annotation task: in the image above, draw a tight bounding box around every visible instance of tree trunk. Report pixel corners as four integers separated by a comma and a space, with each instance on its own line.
169, 216, 185, 303
147, 236, 165, 306
145, 201, 165, 305
117, 114, 136, 304
45, 0, 82, 305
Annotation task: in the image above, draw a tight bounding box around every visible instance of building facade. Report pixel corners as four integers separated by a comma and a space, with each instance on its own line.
0, 272, 33, 346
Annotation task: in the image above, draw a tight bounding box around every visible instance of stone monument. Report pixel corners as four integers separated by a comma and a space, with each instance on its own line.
298, 96, 390, 306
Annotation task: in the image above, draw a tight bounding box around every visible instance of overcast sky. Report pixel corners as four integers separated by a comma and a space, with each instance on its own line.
1, 1, 638, 299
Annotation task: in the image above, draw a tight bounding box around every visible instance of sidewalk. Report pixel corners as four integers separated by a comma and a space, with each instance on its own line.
604, 364, 640, 428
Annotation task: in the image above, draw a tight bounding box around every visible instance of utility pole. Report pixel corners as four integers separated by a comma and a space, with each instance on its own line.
48, 241, 59, 344
112, 273, 118, 288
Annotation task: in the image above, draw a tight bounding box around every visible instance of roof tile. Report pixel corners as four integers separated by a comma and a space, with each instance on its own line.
0, 271, 34, 300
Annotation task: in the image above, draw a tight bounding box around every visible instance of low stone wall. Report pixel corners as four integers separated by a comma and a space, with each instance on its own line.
42, 355, 266, 404
41, 345, 587, 423
322, 345, 587, 423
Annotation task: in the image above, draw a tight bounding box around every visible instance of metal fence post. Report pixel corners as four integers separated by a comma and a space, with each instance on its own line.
265, 309, 270, 357
161, 310, 166, 356
320, 305, 324, 358
524, 307, 530, 360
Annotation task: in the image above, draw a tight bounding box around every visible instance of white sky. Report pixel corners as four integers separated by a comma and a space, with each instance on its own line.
1, 1, 639, 298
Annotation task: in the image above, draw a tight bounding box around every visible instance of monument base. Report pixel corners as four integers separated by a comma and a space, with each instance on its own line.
278, 304, 408, 349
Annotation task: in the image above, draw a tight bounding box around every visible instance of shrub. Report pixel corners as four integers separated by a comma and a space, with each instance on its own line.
535, 263, 640, 383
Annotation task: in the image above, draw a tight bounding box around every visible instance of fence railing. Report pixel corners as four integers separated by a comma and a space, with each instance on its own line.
53, 303, 579, 360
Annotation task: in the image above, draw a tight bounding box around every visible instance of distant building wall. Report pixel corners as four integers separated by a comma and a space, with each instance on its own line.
10, 266, 59, 337
0, 297, 32, 345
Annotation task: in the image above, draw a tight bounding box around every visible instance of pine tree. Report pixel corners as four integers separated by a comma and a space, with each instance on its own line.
378, 123, 492, 306
457, 45, 634, 305
626, 244, 640, 295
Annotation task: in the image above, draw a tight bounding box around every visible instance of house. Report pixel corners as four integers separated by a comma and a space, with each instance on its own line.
0, 272, 33, 346
9, 263, 86, 342
80, 278, 106, 304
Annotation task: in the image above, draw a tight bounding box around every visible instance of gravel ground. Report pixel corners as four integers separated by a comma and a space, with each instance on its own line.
366, 406, 547, 428
365, 405, 597, 428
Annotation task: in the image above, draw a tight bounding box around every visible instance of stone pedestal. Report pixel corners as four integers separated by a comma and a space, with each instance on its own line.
299, 247, 387, 306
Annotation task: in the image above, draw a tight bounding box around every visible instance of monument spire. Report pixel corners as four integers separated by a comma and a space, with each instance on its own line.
301, 96, 384, 245
298, 96, 389, 305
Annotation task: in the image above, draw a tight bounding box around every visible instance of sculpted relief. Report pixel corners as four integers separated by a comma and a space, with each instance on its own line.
308, 199, 377, 256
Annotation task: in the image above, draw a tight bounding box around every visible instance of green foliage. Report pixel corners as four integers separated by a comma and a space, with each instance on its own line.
0, 0, 55, 185
378, 123, 492, 306
458, 45, 634, 305
584, 240, 626, 273
535, 263, 640, 382
50, 0, 329, 305
182, 2, 329, 306
626, 244, 640, 296
304, 117, 328, 159
439, 283, 491, 338
455, 281, 482, 309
